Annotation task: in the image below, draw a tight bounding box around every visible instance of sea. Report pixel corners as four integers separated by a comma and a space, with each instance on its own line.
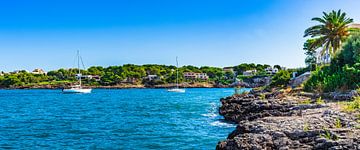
0, 88, 240, 149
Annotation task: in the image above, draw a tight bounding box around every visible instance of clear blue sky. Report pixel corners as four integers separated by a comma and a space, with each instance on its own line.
0, 0, 359, 72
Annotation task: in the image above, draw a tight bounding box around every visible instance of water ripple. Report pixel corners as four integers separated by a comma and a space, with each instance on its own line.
0, 88, 235, 149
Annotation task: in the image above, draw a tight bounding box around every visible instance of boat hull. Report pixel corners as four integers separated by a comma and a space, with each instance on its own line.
62, 88, 92, 94
167, 88, 185, 93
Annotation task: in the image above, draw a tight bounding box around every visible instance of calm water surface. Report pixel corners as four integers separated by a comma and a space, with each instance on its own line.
0, 88, 236, 149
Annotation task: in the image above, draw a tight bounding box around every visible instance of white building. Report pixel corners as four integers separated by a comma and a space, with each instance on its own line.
197, 73, 208, 80
265, 67, 278, 74
31, 68, 46, 75
183, 72, 208, 80
223, 67, 234, 72
145, 75, 160, 81
79, 75, 101, 81
242, 70, 257, 76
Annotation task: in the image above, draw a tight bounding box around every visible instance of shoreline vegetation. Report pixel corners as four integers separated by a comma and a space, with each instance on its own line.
0, 63, 287, 89
3, 82, 221, 89
217, 10, 360, 149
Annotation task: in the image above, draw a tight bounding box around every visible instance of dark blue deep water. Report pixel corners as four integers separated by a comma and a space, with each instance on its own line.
0, 88, 236, 149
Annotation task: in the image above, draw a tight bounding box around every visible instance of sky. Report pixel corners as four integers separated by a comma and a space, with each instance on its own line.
0, 0, 359, 72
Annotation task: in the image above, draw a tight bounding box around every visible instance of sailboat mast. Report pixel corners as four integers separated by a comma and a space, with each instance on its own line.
176, 56, 179, 89
77, 50, 81, 87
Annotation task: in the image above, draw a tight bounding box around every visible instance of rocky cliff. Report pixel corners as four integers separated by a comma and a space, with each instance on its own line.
216, 92, 360, 149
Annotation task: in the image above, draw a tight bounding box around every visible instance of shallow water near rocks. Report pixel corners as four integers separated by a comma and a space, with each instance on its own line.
0, 88, 236, 149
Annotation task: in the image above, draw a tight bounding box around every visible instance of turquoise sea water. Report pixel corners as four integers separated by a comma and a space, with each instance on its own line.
0, 88, 237, 149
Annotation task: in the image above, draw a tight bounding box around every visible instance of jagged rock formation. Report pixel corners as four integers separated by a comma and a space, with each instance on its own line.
216, 93, 360, 150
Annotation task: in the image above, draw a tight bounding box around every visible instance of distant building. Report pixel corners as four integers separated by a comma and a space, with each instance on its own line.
223, 67, 234, 72
265, 67, 278, 74
184, 72, 197, 79
292, 72, 298, 79
291, 72, 311, 87
273, 68, 279, 73
183, 72, 208, 80
0, 71, 4, 76
145, 75, 160, 81
92, 75, 101, 81
242, 70, 257, 76
349, 23, 360, 29
197, 73, 208, 80
80, 75, 101, 81
31, 68, 46, 75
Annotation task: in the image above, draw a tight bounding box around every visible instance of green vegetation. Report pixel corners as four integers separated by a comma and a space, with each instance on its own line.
303, 122, 310, 131
321, 129, 339, 141
304, 34, 360, 92
335, 118, 342, 128
316, 97, 325, 104
299, 99, 312, 105
259, 93, 266, 100
303, 39, 318, 71
269, 70, 291, 87
302, 10, 360, 93
340, 96, 360, 112
0, 63, 279, 88
304, 9, 353, 60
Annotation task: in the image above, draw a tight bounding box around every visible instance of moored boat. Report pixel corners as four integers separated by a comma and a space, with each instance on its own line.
62, 85, 92, 94
62, 50, 92, 94
167, 56, 185, 93
167, 88, 185, 93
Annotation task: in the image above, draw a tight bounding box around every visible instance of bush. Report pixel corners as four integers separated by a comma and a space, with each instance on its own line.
299, 99, 312, 105
340, 96, 360, 112
270, 70, 291, 87
304, 34, 360, 92
316, 97, 325, 104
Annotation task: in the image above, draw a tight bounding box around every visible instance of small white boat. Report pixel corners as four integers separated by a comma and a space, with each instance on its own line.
167, 88, 185, 93
168, 56, 185, 93
62, 85, 92, 94
62, 50, 92, 94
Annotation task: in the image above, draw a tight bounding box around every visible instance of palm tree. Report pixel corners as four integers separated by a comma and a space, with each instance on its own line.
304, 9, 353, 63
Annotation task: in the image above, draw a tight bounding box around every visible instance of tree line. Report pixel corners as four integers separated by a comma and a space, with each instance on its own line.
0, 63, 281, 88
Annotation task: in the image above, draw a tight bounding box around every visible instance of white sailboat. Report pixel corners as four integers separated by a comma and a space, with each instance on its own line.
62, 51, 92, 94
167, 57, 185, 93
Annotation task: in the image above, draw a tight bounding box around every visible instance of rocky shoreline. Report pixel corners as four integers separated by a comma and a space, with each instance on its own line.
216, 90, 360, 149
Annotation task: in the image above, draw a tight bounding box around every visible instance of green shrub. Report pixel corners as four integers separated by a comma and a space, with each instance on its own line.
321, 129, 339, 141
316, 97, 325, 104
303, 122, 310, 131
335, 118, 342, 128
304, 34, 360, 92
299, 99, 312, 105
259, 94, 266, 100
340, 96, 360, 112
270, 70, 291, 87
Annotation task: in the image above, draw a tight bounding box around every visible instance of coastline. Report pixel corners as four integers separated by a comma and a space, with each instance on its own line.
0, 82, 232, 90
216, 90, 360, 149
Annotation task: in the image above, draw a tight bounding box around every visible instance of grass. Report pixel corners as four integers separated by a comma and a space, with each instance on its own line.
259, 94, 266, 100
299, 99, 312, 105
340, 96, 360, 112
316, 97, 325, 104
335, 118, 342, 128
303, 122, 310, 131
320, 128, 339, 141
